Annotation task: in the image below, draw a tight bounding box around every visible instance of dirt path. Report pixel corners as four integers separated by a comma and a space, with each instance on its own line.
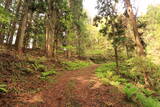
19, 65, 136, 107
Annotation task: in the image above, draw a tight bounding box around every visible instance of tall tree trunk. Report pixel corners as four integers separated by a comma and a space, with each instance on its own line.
45, 22, 53, 57
8, 0, 22, 47
126, 45, 129, 58
45, 0, 57, 57
15, 0, 28, 54
33, 36, 38, 49
24, 10, 33, 49
124, 0, 145, 56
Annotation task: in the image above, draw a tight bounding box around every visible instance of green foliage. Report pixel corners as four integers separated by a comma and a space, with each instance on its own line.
141, 5, 160, 64
0, 84, 8, 93
41, 69, 56, 77
20, 67, 34, 75
95, 0, 126, 49
0, 6, 12, 23
32, 63, 47, 72
86, 49, 105, 56
95, 62, 127, 86
62, 60, 91, 70
124, 83, 160, 107
120, 57, 160, 90
96, 62, 116, 73
124, 84, 139, 98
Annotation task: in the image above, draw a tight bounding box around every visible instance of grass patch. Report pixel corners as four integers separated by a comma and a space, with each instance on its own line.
62, 60, 91, 70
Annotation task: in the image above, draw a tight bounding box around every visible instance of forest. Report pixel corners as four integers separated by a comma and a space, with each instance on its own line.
0, 0, 160, 107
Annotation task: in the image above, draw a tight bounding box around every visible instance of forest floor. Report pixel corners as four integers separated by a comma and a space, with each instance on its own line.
17, 65, 136, 107
0, 48, 137, 107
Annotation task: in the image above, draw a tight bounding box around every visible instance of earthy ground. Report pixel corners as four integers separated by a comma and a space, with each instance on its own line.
15, 65, 137, 107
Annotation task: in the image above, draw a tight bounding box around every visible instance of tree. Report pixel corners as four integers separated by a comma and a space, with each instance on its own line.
15, 0, 29, 54
123, 0, 145, 56
7, 0, 22, 47
0, 1, 12, 45
95, 0, 126, 71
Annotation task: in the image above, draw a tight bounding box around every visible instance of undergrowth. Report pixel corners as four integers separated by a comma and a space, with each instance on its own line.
95, 57, 160, 106
124, 83, 160, 107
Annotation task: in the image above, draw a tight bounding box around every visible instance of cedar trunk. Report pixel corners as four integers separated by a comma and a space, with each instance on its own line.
15, 0, 28, 54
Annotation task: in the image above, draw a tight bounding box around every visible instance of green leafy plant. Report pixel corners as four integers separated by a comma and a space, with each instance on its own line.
124, 83, 160, 107
32, 63, 47, 72
0, 84, 8, 93
41, 69, 56, 77
95, 62, 127, 86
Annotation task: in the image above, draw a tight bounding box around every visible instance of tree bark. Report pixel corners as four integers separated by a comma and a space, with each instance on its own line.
24, 10, 33, 49
45, 22, 53, 57
45, 0, 57, 57
124, 0, 145, 56
15, 0, 28, 54
126, 45, 129, 58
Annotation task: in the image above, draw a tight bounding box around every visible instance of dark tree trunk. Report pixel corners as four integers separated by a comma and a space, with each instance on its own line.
114, 46, 119, 72
126, 45, 129, 58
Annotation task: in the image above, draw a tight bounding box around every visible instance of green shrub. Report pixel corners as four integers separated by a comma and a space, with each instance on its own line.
120, 57, 160, 90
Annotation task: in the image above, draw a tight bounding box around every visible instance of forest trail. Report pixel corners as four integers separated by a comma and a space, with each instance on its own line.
20, 65, 136, 107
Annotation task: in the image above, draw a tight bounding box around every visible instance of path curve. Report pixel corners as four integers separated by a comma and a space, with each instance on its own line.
21, 65, 136, 107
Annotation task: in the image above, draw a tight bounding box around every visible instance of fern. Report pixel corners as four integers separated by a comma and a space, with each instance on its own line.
41, 69, 56, 77
124, 83, 160, 107
124, 83, 139, 98
0, 84, 8, 93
